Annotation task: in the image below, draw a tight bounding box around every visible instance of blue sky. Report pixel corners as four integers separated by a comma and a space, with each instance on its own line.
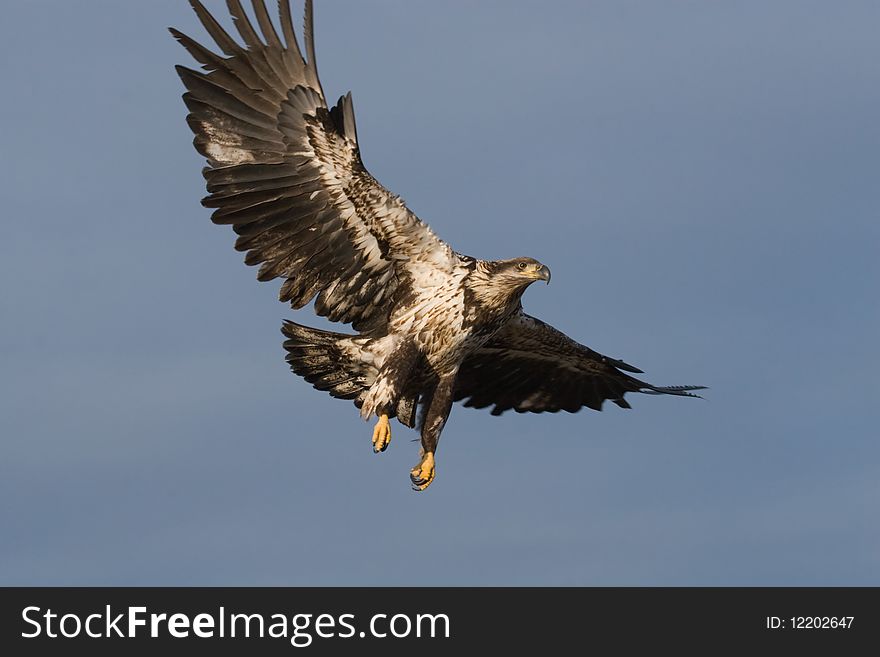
1, 1, 878, 585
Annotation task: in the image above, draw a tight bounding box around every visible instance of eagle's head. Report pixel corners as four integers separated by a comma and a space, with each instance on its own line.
495, 257, 552, 287
470, 257, 551, 310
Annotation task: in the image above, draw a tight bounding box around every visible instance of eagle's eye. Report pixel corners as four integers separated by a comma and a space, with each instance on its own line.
517, 262, 527, 270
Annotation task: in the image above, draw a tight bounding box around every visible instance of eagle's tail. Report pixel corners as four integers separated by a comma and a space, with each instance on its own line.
280, 321, 420, 428
281, 320, 369, 402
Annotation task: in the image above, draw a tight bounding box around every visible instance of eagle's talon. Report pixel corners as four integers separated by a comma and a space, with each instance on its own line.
371, 414, 392, 453
409, 452, 436, 491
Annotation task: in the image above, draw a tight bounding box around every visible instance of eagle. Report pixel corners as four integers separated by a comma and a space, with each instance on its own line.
171, 0, 705, 490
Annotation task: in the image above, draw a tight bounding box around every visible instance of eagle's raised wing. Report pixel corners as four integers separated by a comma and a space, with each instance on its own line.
171, 0, 453, 331
454, 311, 705, 415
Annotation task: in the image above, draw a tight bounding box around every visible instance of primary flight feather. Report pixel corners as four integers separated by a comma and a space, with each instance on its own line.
171, 0, 705, 491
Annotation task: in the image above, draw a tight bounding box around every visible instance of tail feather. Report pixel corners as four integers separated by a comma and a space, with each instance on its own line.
281, 320, 370, 401
280, 320, 419, 427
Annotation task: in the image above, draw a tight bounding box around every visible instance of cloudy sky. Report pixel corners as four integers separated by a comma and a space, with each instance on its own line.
1, 1, 877, 585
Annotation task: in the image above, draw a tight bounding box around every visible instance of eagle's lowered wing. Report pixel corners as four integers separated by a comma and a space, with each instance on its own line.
171, 0, 453, 332
454, 311, 705, 415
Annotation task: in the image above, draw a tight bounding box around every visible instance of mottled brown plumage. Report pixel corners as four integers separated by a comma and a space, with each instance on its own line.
172, 1, 704, 490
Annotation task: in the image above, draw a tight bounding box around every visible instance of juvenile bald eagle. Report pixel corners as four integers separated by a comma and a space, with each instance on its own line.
171, 0, 705, 490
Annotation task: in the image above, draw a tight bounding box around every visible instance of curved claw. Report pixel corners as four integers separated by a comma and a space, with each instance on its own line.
371, 414, 391, 453
409, 452, 436, 491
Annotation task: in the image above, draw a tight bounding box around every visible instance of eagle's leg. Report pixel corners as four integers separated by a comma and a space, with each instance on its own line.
371, 414, 392, 453
361, 338, 419, 453
410, 373, 455, 492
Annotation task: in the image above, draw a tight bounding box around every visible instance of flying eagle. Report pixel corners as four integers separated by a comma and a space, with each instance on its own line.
171, 0, 705, 490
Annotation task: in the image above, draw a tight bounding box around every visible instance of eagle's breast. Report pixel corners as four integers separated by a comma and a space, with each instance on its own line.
382, 259, 509, 374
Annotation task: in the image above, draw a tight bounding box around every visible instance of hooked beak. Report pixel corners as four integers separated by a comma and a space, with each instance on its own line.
537, 264, 551, 284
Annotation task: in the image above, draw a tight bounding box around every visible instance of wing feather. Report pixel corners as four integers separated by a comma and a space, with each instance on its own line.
172, 0, 453, 331
455, 312, 706, 414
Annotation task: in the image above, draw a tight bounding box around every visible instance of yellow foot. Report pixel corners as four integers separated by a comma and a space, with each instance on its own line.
410, 452, 436, 491
371, 414, 392, 453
